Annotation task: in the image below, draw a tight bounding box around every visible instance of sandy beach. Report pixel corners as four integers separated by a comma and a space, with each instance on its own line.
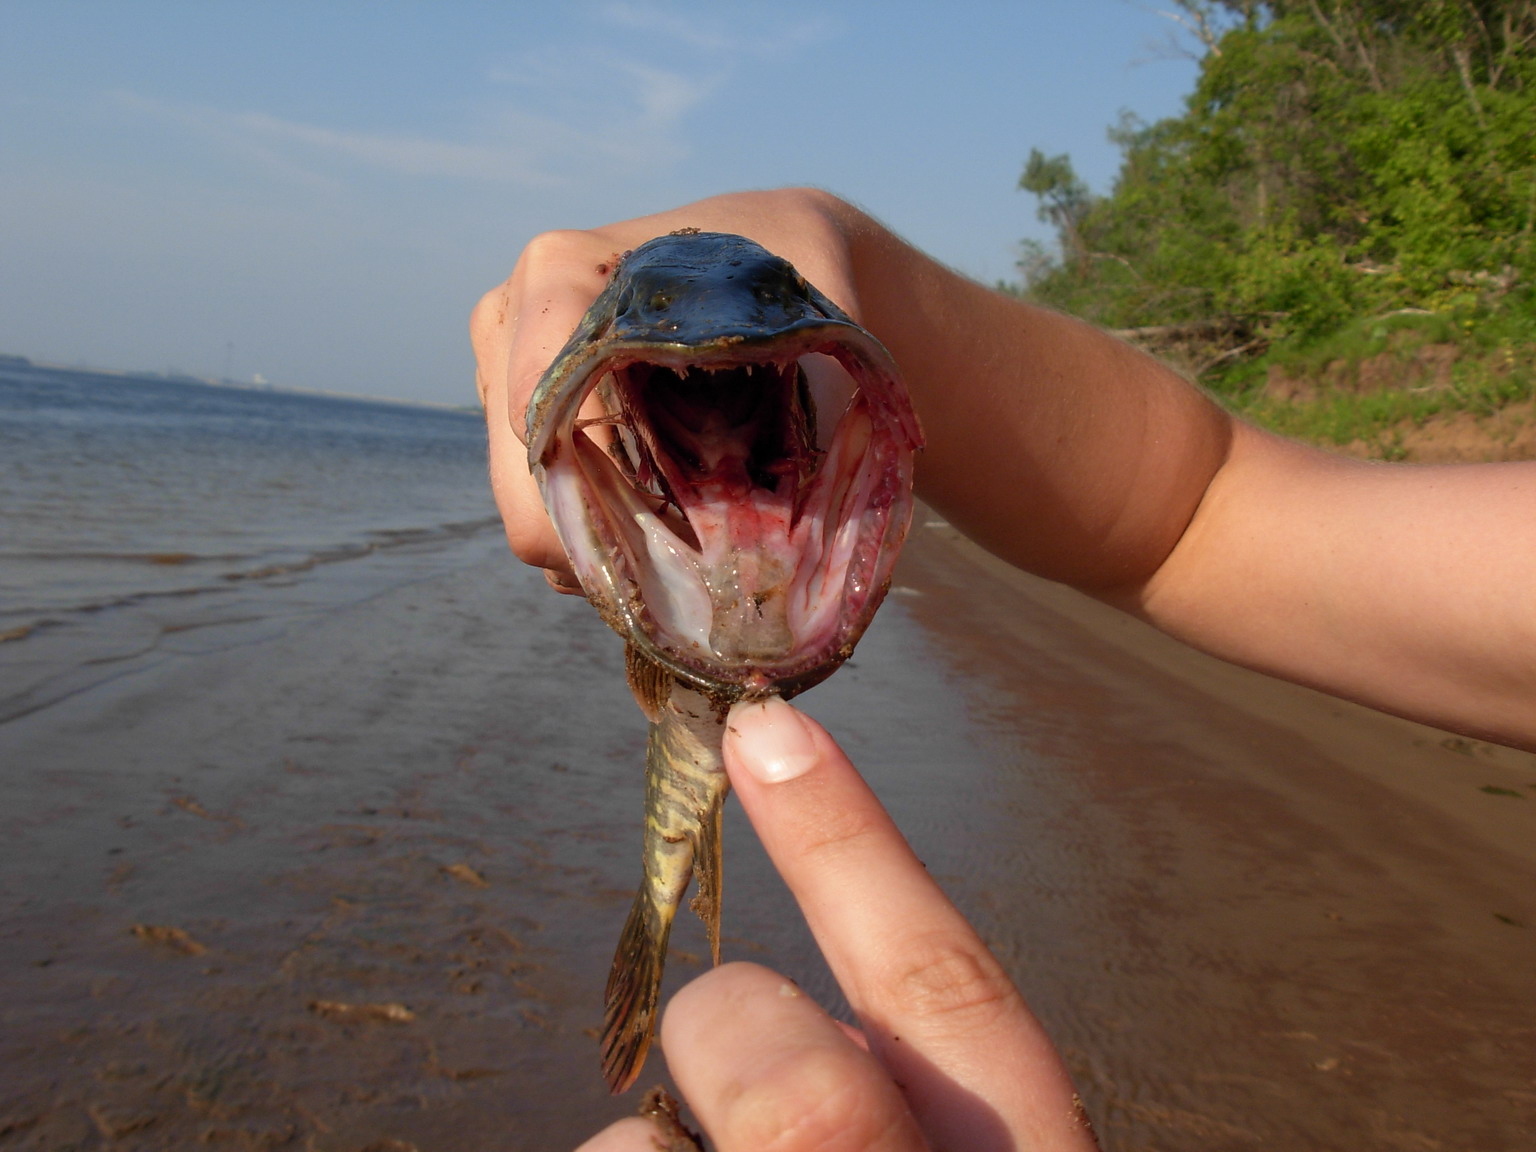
2, 518, 1533, 1150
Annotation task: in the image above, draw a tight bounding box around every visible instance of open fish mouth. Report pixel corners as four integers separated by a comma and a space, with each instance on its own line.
528, 231, 923, 699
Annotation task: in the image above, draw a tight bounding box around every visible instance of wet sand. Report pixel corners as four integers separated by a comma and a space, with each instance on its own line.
1, 522, 1533, 1150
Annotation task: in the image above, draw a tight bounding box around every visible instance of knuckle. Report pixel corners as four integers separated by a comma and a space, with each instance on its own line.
502, 522, 563, 573
519, 228, 603, 279
522, 227, 591, 257
794, 804, 886, 868
468, 286, 508, 348
881, 930, 1020, 1031
727, 1047, 909, 1152
470, 228, 601, 349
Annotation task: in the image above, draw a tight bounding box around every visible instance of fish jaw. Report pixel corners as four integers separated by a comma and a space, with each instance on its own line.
528, 236, 922, 701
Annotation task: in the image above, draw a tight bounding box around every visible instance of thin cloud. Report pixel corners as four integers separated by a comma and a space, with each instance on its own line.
596, 0, 837, 58
481, 45, 715, 172
483, 50, 716, 134
612, 61, 717, 129
598, 0, 741, 53
236, 111, 562, 183
112, 90, 575, 190
103, 6, 835, 198
472, 3, 836, 181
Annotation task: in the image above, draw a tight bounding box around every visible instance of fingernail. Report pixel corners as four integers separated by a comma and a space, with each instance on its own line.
725, 696, 818, 784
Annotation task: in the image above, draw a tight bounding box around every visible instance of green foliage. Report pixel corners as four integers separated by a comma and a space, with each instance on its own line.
1014, 0, 1536, 392
1019, 149, 1091, 229
1237, 353, 1534, 449
1212, 299, 1535, 451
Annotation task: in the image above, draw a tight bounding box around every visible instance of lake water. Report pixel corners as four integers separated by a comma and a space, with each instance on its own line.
1, 361, 1531, 1148
0, 363, 500, 721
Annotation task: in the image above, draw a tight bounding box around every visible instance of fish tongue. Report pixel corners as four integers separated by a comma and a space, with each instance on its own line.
636, 361, 816, 663
693, 479, 797, 662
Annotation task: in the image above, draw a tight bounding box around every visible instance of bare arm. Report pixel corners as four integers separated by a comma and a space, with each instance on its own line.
832, 197, 1536, 746
1145, 427, 1536, 745
834, 199, 1232, 591
472, 187, 1536, 749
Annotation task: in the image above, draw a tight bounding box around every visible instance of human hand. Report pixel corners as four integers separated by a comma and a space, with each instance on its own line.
576, 697, 1100, 1152
469, 189, 860, 593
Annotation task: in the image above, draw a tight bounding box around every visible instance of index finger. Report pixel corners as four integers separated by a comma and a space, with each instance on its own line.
722, 697, 1099, 1152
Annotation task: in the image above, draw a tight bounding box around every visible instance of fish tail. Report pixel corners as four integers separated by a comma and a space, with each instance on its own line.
602, 870, 680, 1093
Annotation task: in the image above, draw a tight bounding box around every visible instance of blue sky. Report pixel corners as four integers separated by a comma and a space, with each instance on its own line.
1, 2, 1210, 404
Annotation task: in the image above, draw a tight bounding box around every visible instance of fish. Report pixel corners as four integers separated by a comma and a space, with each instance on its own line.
525, 229, 922, 1092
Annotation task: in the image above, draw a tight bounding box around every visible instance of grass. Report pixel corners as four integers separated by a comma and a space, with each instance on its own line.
1205, 306, 1536, 453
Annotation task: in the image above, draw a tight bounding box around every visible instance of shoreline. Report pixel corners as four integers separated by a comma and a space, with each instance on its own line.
914, 517, 1536, 864
0, 520, 1531, 1148
0, 355, 479, 414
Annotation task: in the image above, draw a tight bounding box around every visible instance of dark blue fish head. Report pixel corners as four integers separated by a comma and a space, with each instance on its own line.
527, 231, 922, 702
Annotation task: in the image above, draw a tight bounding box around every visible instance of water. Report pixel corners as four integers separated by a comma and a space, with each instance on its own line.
0, 362, 499, 720
3, 365, 1533, 1148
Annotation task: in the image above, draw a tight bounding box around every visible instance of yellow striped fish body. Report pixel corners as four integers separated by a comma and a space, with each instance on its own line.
601, 677, 729, 1092
526, 231, 922, 1091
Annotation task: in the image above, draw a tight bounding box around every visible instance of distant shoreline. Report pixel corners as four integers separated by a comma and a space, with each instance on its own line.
0, 353, 480, 415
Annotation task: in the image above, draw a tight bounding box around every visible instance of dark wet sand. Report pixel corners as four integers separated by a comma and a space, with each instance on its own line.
2, 522, 1533, 1150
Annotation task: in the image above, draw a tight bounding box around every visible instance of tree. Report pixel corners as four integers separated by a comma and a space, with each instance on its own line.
1019, 149, 1093, 270
1016, 0, 1536, 351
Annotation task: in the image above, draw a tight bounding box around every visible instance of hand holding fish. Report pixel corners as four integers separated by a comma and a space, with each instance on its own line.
477, 187, 1536, 749
576, 697, 1099, 1152
473, 190, 860, 594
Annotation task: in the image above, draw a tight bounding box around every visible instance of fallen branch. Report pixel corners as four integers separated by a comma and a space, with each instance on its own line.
1112, 318, 1250, 343
1194, 337, 1271, 378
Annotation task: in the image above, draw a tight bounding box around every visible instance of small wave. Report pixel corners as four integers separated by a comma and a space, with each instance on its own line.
0, 516, 505, 640
0, 548, 254, 565
220, 517, 501, 583
0, 517, 507, 727
222, 545, 372, 583
0, 584, 240, 638
366, 516, 503, 544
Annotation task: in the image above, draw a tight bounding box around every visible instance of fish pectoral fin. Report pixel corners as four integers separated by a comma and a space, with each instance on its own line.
688, 798, 724, 967
625, 642, 673, 724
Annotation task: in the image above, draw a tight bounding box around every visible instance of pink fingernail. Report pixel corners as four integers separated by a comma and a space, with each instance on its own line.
725, 697, 818, 784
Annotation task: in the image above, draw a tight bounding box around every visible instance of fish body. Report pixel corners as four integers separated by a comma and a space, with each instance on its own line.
602, 681, 728, 1090
526, 231, 921, 1091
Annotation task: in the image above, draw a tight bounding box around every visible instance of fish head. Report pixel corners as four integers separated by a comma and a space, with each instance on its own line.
527, 230, 922, 703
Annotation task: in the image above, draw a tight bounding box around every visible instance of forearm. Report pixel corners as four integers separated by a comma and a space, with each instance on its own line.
1145, 426, 1536, 747
830, 196, 1233, 592
826, 195, 1536, 748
